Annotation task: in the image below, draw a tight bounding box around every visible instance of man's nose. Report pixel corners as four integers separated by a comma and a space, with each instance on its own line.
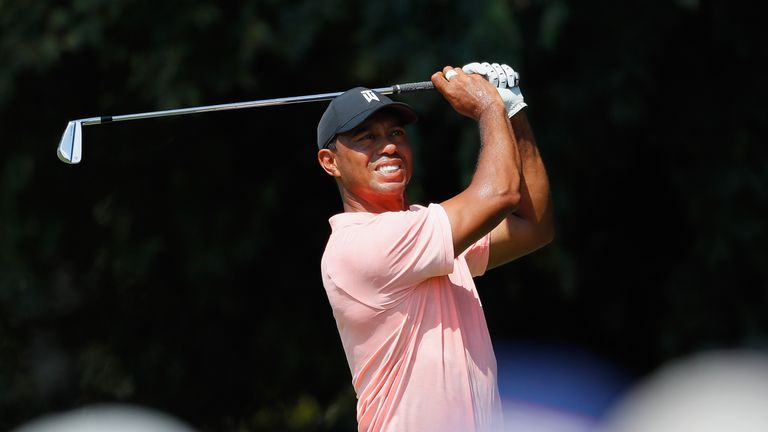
379, 141, 397, 155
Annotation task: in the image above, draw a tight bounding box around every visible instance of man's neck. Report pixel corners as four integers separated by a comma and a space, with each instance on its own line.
342, 196, 407, 213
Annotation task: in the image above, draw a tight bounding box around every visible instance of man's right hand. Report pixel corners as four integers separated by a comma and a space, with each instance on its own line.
431, 65, 507, 121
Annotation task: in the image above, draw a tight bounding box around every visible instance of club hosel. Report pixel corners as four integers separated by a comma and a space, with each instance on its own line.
79, 117, 108, 126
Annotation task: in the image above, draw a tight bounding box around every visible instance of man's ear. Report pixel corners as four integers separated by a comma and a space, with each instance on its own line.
318, 148, 340, 177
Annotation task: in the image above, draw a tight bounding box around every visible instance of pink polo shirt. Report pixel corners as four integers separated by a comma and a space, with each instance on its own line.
320, 203, 503, 432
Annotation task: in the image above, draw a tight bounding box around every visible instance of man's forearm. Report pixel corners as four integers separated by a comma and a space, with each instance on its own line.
458, 105, 524, 241
475, 107, 523, 201
509, 111, 553, 228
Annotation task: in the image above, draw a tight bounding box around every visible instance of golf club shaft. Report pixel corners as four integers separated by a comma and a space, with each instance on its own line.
58, 80, 435, 164
78, 81, 435, 126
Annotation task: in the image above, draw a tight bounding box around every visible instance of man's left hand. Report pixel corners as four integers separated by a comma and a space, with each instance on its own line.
463, 62, 527, 118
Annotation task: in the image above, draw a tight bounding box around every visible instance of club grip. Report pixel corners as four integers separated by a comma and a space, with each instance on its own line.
392, 81, 435, 94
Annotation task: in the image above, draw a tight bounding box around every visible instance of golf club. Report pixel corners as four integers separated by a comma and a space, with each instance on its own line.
57, 80, 435, 164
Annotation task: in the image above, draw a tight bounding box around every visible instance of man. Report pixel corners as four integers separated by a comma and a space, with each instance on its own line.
316, 62, 554, 432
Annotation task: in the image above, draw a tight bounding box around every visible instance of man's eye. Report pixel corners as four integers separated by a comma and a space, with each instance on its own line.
391, 129, 405, 136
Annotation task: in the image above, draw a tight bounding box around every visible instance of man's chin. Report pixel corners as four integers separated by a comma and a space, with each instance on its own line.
374, 181, 408, 195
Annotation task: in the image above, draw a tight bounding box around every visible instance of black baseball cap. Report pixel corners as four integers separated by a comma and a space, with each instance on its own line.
317, 87, 418, 150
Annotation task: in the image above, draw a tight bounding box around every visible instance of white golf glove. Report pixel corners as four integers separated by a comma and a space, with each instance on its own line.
462, 61, 527, 117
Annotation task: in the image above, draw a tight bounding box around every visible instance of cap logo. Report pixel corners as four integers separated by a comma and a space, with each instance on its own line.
360, 90, 380, 103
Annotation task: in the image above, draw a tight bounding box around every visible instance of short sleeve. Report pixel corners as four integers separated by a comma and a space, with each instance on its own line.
324, 204, 454, 308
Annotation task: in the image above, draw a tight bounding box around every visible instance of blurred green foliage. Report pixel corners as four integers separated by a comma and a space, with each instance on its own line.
1, 0, 766, 430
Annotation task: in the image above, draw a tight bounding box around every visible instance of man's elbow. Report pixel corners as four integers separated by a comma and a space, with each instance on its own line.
497, 185, 522, 214
479, 185, 522, 217
538, 220, 555, 246
504, 190, 522, 214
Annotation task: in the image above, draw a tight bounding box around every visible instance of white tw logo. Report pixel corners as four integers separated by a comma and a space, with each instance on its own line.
360, 90, 379, 103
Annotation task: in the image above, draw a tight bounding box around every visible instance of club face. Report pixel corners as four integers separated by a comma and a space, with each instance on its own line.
57, 121, 82, 164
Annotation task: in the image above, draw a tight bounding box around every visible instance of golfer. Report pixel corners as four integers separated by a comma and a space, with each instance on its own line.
316, 62, 554, 432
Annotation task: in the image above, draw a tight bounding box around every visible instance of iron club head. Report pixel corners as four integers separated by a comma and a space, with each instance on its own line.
57, 120, 83, 164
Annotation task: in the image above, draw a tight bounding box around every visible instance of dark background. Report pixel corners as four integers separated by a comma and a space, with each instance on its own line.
1, 0, 765, 430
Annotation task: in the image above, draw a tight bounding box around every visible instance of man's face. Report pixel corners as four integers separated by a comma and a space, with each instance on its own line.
321, 110, 413, 211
